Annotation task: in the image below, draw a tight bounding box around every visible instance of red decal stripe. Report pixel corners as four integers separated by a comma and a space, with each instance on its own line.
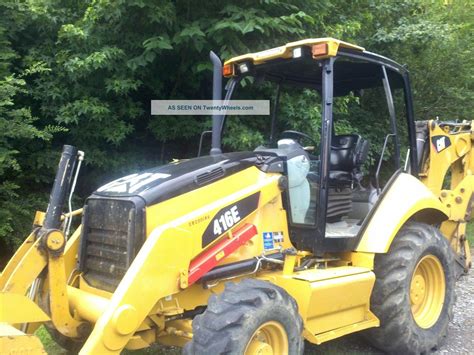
188, 223, 258, 285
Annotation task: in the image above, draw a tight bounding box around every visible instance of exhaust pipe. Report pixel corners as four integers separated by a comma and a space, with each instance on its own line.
43, 145, 78, 230
210, 51, 223, 156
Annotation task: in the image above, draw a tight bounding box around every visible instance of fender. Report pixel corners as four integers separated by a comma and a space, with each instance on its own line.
356, 173, 449, 253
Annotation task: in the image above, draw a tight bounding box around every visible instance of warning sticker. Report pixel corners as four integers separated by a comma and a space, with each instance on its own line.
262, 231, 284, 250
263, 232, 274, 250
273, 231, 284, 243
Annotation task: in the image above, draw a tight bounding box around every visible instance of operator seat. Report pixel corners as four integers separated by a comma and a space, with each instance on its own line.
327, 134, 369, 222
329, 134, 369, 187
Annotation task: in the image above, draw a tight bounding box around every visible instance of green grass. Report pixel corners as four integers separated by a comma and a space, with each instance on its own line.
36, 325, 179, 354
36, 326, 66, 355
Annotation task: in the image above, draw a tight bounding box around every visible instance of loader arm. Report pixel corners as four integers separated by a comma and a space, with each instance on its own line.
0, 146, 87, 352
1, 38, 472, 355
418, 120, 473, 270
1, 161, 283, 354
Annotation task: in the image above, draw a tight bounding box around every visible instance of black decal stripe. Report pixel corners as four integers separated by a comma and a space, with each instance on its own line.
202, 192, 260, 247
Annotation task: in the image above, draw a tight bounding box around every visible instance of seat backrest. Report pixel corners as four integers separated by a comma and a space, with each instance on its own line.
330, 134, 369, 172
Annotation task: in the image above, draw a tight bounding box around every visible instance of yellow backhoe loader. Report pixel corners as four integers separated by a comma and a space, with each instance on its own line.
0, 38, 472, 355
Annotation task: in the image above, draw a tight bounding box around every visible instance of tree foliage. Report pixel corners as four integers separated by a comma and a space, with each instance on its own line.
0, 0, 472, 250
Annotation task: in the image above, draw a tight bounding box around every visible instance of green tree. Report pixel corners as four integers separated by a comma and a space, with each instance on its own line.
1, 0, 473, 256
0, 1, 62, 249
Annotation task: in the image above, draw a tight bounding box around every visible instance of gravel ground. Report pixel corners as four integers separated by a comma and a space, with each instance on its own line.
437, 268, 474, 354
305, 263, 474, 355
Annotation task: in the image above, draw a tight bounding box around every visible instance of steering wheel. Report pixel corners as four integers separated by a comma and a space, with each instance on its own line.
280, 130, 318, 151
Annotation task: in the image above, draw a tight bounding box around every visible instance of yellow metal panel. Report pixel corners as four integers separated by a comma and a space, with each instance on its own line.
439, 175, 474, 221
310, 311, 379, 344
291, 266, 369, 282
224, 37, 364, 66
79, 168, 284, 354
265, 266, 378, 344
79, 226, 194, 353
146, 167, 290, 266
0, 232, 37, 290
1, 238, 47, 294
152, 194, 291, 319
356, 173, 449, 253
0, 324, 45, 354
420, 121, 473, 196
305, 275, 373, 335
0, 293, 49, 324
64, 225, 82, 282
125, 329, 156, 350
33, 211, 45, 226
146, 167, 278, 232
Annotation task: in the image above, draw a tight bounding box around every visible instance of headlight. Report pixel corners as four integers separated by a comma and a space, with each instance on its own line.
292, 47, 303, 58
238, 63, 249, 74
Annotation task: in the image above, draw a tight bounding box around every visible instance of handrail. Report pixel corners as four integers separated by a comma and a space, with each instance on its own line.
376, 133, 396, 194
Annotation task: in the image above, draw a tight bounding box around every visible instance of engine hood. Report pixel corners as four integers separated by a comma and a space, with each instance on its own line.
92, 152, 258, 206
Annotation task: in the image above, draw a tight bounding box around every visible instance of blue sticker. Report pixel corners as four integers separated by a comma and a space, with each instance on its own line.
263, 232, 274, 250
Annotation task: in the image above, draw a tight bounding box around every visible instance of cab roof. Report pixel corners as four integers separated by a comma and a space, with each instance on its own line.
224, 38, 364, 66
222, 37, 408, 96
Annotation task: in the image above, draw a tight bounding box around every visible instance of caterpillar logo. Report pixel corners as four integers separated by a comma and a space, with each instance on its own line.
431, 135, 451, 153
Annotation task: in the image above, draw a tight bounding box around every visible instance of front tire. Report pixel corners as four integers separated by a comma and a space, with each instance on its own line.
184, 278, 304, 355
364, 222, 456, 354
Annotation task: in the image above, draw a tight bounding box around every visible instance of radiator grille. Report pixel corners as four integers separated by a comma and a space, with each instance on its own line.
80, 199, 144, 292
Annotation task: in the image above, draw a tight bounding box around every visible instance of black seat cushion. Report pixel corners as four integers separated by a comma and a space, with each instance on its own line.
329, 134, 369, 186
329, 170, 352, 183
331, 135, 360, 170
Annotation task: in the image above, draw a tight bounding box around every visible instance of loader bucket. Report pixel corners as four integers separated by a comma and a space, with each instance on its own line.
0, 293, 49, 354
0, 293, 50, 324
0, 324, 45, 354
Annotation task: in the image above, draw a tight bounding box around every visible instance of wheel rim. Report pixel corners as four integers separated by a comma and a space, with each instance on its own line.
410, 255, 446, 329
245, 321, 289, 355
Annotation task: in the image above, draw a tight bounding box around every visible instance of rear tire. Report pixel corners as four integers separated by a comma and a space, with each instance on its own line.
184, 278, 304, 355
363, 222, 455, 354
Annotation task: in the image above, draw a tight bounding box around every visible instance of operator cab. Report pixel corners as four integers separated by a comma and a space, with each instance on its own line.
214, 38, 417, 253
